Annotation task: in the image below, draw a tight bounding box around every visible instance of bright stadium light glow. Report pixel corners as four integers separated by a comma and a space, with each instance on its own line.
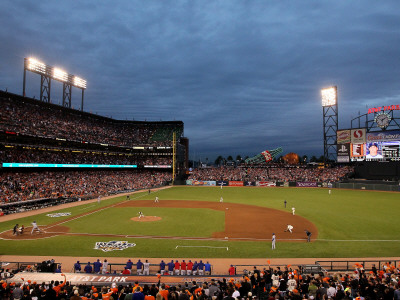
321, 86, 337, 106
74, 76, 87, 89
53, 68, 68, 82
27, 57, 46, 74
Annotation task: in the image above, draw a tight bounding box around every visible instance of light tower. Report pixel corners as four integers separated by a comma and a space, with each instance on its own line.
23, 57, 87, 111
321, 86, 338, 164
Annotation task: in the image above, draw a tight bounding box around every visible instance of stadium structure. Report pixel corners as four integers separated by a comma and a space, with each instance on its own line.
321, 86, 400, 181
0, 64, 400, 297
0, 88, 189, 214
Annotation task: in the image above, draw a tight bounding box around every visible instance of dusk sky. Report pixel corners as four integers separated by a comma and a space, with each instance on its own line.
1, 1, 400, 162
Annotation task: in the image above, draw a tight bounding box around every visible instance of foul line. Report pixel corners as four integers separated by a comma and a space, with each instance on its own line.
175, 245, 229, 251
45, 192, 150, 230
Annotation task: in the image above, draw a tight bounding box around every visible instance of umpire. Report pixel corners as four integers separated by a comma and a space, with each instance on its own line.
305, 230, 312, 242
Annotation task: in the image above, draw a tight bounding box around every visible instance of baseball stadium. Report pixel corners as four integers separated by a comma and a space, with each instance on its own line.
1, 63, 400, 299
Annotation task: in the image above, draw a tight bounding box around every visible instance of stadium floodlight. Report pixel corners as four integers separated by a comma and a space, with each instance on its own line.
23, 57, 87, 111
53, 68, 68, 82
321, 86, 337, 107
27, 57, 47, 75
74, 76, 87, 89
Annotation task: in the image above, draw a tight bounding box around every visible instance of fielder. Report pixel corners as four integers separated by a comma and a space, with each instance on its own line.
31, 221, 42, 234
138, 211, 144, 219
284, 224, 294, 233
329, 189, 331, 195
155, 196, 159, 203
292, 207, 295, 215
220, 196, 223, 203
271, 233, 276, 250
98, 195, 101, 204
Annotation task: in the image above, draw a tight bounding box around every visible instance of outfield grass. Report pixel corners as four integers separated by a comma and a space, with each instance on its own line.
0, 186, 399, 258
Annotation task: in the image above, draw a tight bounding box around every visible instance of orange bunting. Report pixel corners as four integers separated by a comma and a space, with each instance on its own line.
267, 260, 271, 265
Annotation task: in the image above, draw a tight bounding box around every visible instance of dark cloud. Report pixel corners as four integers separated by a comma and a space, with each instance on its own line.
1, 1, 400, 161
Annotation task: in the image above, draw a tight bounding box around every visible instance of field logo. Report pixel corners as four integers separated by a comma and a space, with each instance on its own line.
94, 241, 136, 252
46, 212, 71, 217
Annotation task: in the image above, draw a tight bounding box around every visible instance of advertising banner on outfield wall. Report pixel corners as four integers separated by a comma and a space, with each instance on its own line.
337, 143, 350, 163
229, 181, 243, 186
244, 181, 255, 186
351, 128, 366, 144
296, 182, 318, 187
257, 181, 276, 187
185, 180, 216, 186
216, 181, 229, 187
337, 130, 351, 144
194, 180, 216, 186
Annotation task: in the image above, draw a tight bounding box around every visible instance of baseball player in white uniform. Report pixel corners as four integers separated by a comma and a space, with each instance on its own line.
285, 224, 294, 233
138, 211, 144, 219
220, 197, 223, 203
31, 221, 42, 234
271, 233, 276, 250
155, 196, 159, 203
292, 207, 295, 215
143, 260, 150, 275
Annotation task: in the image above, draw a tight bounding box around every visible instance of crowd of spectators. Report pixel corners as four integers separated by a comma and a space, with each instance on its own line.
0, 261, 399, 299
188, 166, 354, 182
0, 96, 183, 148
0, 147, 172, 166
0, 170, 172, 203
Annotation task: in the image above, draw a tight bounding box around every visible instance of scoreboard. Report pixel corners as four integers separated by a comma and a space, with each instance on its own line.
337, 129, 400, 162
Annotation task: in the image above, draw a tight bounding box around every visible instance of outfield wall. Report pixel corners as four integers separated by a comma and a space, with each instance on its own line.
185, 180, 400, 192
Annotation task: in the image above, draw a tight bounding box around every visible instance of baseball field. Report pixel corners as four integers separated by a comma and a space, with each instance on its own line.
0, 186, 399, 259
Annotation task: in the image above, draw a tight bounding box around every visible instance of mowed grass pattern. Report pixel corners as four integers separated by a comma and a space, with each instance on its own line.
0, 186, 399, 258
66, 207, 224, 237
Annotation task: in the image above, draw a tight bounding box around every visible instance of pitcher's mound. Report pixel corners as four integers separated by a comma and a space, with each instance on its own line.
131, 216, 161, 222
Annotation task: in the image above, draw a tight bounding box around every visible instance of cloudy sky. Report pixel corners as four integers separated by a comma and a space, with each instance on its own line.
1, 1, 400, 162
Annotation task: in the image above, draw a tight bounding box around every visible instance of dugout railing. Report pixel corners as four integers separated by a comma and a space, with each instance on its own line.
72, 263, 214, 276
315, 259, 398, 272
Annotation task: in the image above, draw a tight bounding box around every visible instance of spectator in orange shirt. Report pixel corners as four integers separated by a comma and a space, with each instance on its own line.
53, 273, 66, 297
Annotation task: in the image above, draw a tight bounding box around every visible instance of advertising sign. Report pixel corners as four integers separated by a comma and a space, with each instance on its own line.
229, 181, 243, 186
296, 182, 318, 187
216, 181, 229, 187
351, 128, 366, 144
337, 130, 351, 144
350, 143, 365, 158
337, 143, 350, 163
257, 181, 276, 187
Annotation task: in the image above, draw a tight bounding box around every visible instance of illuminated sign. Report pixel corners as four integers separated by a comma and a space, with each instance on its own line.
2, 163, 137, 168
368, 105, 400, 114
